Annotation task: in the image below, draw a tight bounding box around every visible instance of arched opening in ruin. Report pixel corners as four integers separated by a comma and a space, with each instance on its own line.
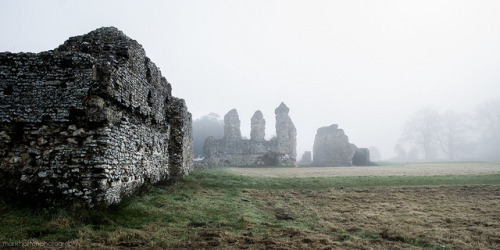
257, 152, 280, 166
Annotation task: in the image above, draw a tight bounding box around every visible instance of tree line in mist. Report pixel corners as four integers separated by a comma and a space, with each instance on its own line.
192, 113, 224, 159
396, 98, 500, 161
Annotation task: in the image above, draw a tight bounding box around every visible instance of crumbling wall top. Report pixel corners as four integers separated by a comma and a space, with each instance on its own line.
56, 27, 173, 125
275, 102, 290, 115
56, 27, 141, 62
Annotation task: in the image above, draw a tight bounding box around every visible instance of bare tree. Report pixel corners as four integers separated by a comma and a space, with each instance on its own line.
438, 110, 471, 160
368, 146, 381, 161
192, 113, 224, 158
475, 98, 500, 160
393, 143, 407, 161
401, 107, 441, 161
408, 148, 420, 161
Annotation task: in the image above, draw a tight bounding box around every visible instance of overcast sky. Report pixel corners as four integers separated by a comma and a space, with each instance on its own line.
1, 0, 499, 159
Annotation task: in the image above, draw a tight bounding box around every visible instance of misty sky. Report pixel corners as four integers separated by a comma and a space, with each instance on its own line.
1, 0, 499, 159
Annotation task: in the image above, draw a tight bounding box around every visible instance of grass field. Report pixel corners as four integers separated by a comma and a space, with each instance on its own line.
1, 163, 499, 249
232, 161, 500, 178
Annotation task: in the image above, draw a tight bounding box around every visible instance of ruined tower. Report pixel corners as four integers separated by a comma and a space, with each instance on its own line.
202, 103, 297, 167
250, 110, 266, 141
223, 109, 241, 142
275, 102, 297, 163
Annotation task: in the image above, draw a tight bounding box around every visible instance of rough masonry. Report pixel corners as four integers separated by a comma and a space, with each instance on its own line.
313, 124, 371, 166
0, 27, 193, 207
202, 102, 297, 167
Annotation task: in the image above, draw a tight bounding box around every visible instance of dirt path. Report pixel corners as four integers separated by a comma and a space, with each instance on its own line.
227, 162, 500, 178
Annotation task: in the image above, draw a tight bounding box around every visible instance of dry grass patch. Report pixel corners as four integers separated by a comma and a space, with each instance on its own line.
239, 185, 500, 249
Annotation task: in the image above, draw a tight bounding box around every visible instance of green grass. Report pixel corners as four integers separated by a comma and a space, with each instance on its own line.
0, 167, 499, 248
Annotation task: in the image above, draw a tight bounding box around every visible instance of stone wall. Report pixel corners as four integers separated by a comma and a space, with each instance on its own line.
202, 102, 296, 167
300, 151, 312, 163
313, 124, 372, 167
0, 27, 193, 207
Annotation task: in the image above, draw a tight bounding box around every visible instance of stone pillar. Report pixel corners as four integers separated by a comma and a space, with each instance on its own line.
274, 102, 297, 165
223, 109, 241, 141
250, 110, 266, 141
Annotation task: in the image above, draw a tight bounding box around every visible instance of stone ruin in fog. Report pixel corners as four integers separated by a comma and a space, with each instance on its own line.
202, 102, 297, 167
313, 124, 372, 166
0, 27, 193, 207
300, 151, 312, 164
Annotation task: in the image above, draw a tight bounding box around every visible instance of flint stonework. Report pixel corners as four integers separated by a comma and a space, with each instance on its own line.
0, 27, 193, 207
250, 110, 265, 141
203, 102, 296, 167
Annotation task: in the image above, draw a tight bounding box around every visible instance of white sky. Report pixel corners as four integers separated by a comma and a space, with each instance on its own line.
1, 0, 499, 159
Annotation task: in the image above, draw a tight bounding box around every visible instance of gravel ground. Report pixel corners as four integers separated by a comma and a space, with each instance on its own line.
227, 162, 500, 178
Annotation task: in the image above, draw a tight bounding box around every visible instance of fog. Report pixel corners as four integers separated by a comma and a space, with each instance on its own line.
2, 0, 499, 159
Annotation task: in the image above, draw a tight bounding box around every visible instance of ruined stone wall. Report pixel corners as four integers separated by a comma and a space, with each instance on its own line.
313, 124, 371, 167
202, 102, 296, 167
352, 148, 371, 166
300, 151, 312, 163
0, 27, 193, 206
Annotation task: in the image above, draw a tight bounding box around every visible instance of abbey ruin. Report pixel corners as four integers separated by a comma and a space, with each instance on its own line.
202, 102, 297, 167
313, 124, 371, 166
0, 27, 193, 206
